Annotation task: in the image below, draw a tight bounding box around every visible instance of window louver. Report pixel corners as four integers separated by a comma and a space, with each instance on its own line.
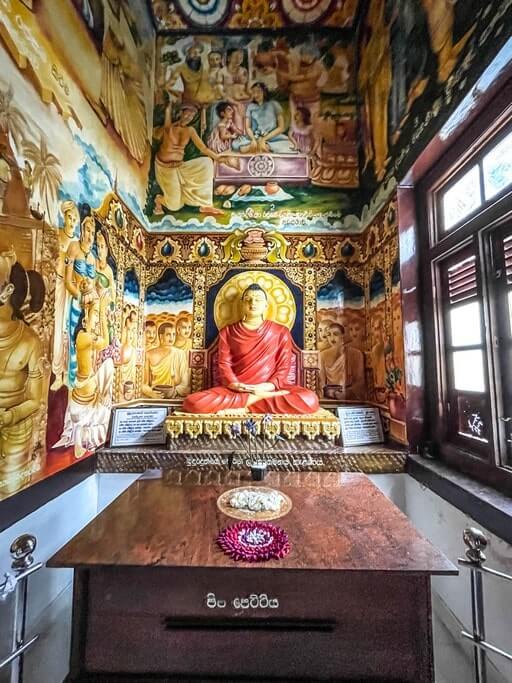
447, 255, 477, 305
504, 235, 512, 284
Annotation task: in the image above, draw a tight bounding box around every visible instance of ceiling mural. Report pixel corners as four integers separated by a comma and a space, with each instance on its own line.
151, 0, 360, 31
146, 33, 360, 234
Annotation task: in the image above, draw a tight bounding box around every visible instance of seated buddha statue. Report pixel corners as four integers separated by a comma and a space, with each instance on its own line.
182, 284, 319, 415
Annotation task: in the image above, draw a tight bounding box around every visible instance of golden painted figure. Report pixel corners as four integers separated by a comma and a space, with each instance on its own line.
142, 322, 190, 399
100, 1, 148, 163
175, 312, 193, 352
422, 0, 475, 82
51, 200, 79, 391
53, 296, 114, 458
358, 0, 392, 180
144, 320, 158, 350
183, 284, 319, 415
119, 311, 138, 388
0, 250, 45, 495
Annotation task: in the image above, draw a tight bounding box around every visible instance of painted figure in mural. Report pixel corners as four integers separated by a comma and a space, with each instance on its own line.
175, 312, 193, 352
232, 83, 291, 154
142, 322, 190, 399
100, 0, 147, 163
288, 107, 313, 155
0, 251, 45, 493
221, 48, 250, 132
207, 102, 244, 154
370, 315, 387, 402
154, 104, 223, 216
348, 318, 365, 352
317, 318, 334, 352
386, 0, 430, 142
144, 320, 158, 350
50, 200, 79, 391
320, 323, 365, 401
53, 296, 114, 457
422, 0, 475, 83
64, 215, 97, 387
95, 226, 117, 353
119, 310, 137, 388
280, 43, 326, 125
182, 284, 320, 415
207, 50, 225, 100
359, 0, 392, 180
166, 42, 217, 134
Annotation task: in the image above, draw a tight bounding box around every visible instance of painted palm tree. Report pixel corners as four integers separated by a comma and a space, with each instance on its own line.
0, 82, 28, 154
23, 135, 63, 221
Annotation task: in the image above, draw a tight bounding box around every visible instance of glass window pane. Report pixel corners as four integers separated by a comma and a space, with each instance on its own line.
449, 302, 481, 346
456, 393, 489, 442
443, 165, 482, 231
483, 130, 512, 200
452, 350, 485, 392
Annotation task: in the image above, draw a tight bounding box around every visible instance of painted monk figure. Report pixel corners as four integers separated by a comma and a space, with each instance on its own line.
182, 284, 319, 415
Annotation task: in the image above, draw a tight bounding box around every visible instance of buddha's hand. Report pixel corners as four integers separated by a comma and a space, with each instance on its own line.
243, 382, 276, 395
228, 382, 249, 392
0, 409, 13, 427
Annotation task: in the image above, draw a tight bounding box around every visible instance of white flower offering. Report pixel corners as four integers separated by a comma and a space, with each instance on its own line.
229, 489, 285, 513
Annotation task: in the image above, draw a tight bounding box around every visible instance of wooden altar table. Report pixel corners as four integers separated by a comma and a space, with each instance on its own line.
48, 471, 457, 682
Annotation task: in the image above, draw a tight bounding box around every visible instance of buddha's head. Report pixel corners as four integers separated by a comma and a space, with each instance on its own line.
158, 322, 176, 348
241, 284, 268, 321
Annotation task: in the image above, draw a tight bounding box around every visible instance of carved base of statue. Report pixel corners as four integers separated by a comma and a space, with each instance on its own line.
165, 408, 340, 441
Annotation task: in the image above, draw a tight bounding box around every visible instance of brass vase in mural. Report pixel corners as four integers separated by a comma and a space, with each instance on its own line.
146, 33, 358, 232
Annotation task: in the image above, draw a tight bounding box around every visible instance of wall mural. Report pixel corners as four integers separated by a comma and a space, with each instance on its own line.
143, 268, 193, 400
146, 33, 361, 234
359, 0, 512, 185
363, 197, 406, 444
0, 0, 155, 501
118, 268, 140, 402
151, 0, 361, 31
317, 270, 366, 401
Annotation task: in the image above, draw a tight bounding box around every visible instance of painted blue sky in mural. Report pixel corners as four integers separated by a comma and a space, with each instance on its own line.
124, 268, 140, 305
145, 269, 193, 315
318, 270, 364, 309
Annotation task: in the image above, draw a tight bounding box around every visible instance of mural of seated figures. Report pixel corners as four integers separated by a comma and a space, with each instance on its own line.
142, 268, 193, 400
317, 269, 366, 401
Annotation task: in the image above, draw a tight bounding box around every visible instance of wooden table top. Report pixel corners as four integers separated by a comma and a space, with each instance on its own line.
48, 471, 457, 574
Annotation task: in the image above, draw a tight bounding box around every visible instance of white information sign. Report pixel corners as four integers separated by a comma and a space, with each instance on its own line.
337, 407, 384, 447
110, 406, 169, 447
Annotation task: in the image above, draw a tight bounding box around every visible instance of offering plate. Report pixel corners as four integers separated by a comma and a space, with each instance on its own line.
216, 486, 292, 521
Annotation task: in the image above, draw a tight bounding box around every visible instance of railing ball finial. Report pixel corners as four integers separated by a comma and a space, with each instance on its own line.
463, 527, 488, 565
10, 534, 37, 571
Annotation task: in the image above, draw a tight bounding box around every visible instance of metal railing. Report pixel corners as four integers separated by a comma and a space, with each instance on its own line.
459, 527, 512, 683
0, 535, 42, 683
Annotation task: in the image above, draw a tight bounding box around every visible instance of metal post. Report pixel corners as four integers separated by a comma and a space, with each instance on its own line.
0, 535, 40, 683
460, 528, 488, 683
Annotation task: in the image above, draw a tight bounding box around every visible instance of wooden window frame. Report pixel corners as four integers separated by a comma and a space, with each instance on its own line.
419, 106, 512, 496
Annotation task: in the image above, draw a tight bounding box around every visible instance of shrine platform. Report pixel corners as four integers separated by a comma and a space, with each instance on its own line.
96, 439, 407, 474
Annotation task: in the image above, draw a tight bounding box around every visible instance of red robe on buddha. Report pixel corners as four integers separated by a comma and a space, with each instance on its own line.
182, 320, 320, 414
